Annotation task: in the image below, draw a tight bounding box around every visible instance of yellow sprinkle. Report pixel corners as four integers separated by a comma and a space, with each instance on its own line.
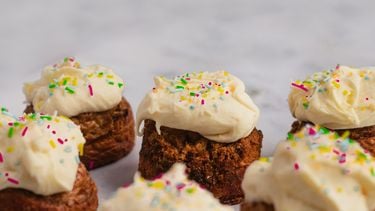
342, 131, 350, 139
318, 146, 331, 153
337, 187, 343, 193
88, 73, 94, 78
310, 154, 316, 160
49, 140, 56, 149
54, 118, 60, 123
291, 142, 297, 148
73, 62, 80, 68
223, 71, 229, 76
342, 90, 349, 95
332, 81, 340, 89
151, 181, 165, 189
0, 122, 2, 127
180, 96, 186, 101
6, 146, 14, 153
259, 157, 270, 162
78, 143, 84, 156
107, 74, 114, 79
72, 78, 78, 86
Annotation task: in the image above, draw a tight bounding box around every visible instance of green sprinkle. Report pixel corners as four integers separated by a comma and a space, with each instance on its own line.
189, 92, 196, 96
186, 188, 196, 194
49, 83, 57, 89
98, 72, 104, 77
303, 102, 309, 109
319, 127, 330, 134
13, 122, 20, 127
64, 57, 69, 62
118, 83, 124, 88
8, 127, 14, 138
108, 81, 115, 85
62, 79, 68, 86
175, 85, 184, 89
40, 115, 52, 121
1, 107, 8, 113
371, 168, 375, 176
180, 78, 188, 85
65, 87, 75, 94
287, 133, 294, 140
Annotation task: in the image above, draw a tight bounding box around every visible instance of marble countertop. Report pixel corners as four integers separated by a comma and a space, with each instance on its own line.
1, 0, 374, 208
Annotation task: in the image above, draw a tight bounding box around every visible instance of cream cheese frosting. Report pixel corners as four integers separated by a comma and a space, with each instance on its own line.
24, 57, 125, 117
99, 163, 233, 211
0, 107, 85, 196
242, 125, 375, 211
289, 65, 375, 129
136, 71, 260, 143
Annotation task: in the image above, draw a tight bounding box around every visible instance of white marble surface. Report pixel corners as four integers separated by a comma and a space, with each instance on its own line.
1, 0, 375, 208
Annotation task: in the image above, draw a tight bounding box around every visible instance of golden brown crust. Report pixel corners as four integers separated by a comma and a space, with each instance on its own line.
138, 119, 263, 205
0, 163, 98, 211
25, 98, 135, 170
290, 121, 375, 156
241, 202, 275, 211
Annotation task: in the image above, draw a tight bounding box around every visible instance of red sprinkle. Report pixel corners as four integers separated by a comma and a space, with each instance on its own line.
7, 178, 19, 185
291, 83, 308, 92
88, 84, 94, 96
294, 163, 300, 170
57, 138, 64, 145
21, 127, 28, 137
0, 153, 3, 163
201, 99, 205, 105
308, 128, 316, 135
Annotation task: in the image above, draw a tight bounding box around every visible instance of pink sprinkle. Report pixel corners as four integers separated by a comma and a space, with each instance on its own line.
0, 153, 3, 163
69, 57, 74, 62
176, 183, 186, 190
7, 178, 19, 185
88, 84, 94, 96
21, 127, 28, 137
57, 138, 64, 145
335, 64, 340, 70
201, 99, 205, 105
339, 154, 346, 164
333, 149, 340, 155
89, 161, 94, 170
294, 163, 300, 170
291, 83, 308, 92
308, 128, 316, 135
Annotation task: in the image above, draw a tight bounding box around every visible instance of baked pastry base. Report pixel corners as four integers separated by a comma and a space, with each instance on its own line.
0, 163, 98, 211
138, 119, 263, 205
25, 98, 135, 170
241, 202, 275, 211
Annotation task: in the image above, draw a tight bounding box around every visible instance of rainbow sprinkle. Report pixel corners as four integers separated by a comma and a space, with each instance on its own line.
155, 71, 233, 110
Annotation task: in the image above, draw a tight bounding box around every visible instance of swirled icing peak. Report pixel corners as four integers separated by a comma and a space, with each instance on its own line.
24, 57, 125, 117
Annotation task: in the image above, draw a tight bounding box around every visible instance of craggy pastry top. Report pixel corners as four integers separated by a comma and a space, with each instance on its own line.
24, 57, 125, 117
242, 125, 375, 211
100, 163, 233, 211
0, 108, 85, 195
289, 65, 375, 129
136, 71, 260, 143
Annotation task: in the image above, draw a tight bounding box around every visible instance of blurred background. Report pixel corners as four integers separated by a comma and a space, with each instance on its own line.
1, 0, 375, 205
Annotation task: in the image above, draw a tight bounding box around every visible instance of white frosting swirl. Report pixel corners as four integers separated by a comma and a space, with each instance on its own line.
289, 65, 375, 129
24, 57, 125, 117
100, 163, 233, 211
136, 71, 259, 143
0, 107, 85, 196
242, 125, 375, 211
